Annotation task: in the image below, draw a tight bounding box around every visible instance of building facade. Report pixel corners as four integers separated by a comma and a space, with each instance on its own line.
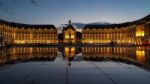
0, 21, 58, 46
0, 14, 150, 46
82, 15, 150, 45
62, 20, 76, 44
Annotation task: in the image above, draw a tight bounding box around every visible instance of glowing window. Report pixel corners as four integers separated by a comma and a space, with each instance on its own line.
71, 35, 75, 39
65, 35, 69, 39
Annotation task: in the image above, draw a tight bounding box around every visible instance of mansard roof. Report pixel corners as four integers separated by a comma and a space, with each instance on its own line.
84, 22, 132, 29
138, 14, 150, 21
0, 20, 56, 29
84, 14, 150, 30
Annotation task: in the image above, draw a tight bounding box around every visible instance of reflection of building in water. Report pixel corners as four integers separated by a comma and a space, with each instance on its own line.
136, 50, 145, 63
82, 47, 135, 58
146, 47, 150, 64
81, 47, 150, 64
0, 47, 58, 64
1, 46, 150, 65
135, 47, 149, 63
63, 47, 76, 66
63, 47, 76, 61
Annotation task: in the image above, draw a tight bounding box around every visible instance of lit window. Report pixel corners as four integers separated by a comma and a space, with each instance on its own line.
65, 35, 69, 39
71, 35, 75, 39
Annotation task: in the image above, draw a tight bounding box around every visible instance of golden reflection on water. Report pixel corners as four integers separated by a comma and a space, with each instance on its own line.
0, 47, 58, 64
64, 47, 75, 58
0, 46, 150, 65
81, 47, 150, 64
136, 47, 146, 63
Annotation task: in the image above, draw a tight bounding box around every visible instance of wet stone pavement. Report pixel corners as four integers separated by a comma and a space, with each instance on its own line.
0, 56, 150, 84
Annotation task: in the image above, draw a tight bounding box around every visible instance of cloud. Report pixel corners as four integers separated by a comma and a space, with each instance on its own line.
0, 0, 38, 15
30, 0, 37, 6
0, 3, 14, 15
1, 8, 14, 15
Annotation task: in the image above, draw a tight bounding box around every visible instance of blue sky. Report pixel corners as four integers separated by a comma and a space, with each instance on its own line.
0, 0, 150, 26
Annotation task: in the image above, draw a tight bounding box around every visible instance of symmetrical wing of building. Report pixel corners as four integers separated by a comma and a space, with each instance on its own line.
0, 21, 58, 45
82, 15, 150, 45
0, 14, 150, 45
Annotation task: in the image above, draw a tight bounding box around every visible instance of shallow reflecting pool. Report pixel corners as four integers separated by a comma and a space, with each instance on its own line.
0, 46, 150, 84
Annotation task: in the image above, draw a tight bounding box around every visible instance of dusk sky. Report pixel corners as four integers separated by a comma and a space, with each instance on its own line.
0, 0, 150, 26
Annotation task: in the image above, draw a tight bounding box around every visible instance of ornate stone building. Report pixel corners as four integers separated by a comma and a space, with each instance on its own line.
0, 20, 58, 45
0, 14, 150, 46
82, 15, 150, 45
62, 20, 76, 44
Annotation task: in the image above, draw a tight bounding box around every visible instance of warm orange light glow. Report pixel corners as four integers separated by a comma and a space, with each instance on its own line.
14, 40, 25, 44
20, 41, 25, 44
65, 35, 69, 39
136, 50, 145, 63
65, 47, 69, 53
136, 26, 145, 37
71, 47, 75, 56
89, 41, 93, 44
64, 47, 75, 57
136, 31, 144, 37
29, 48, 33, 53
71, 35, 75, 39
71, 47, 75, 52
46, 41, 50, 43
